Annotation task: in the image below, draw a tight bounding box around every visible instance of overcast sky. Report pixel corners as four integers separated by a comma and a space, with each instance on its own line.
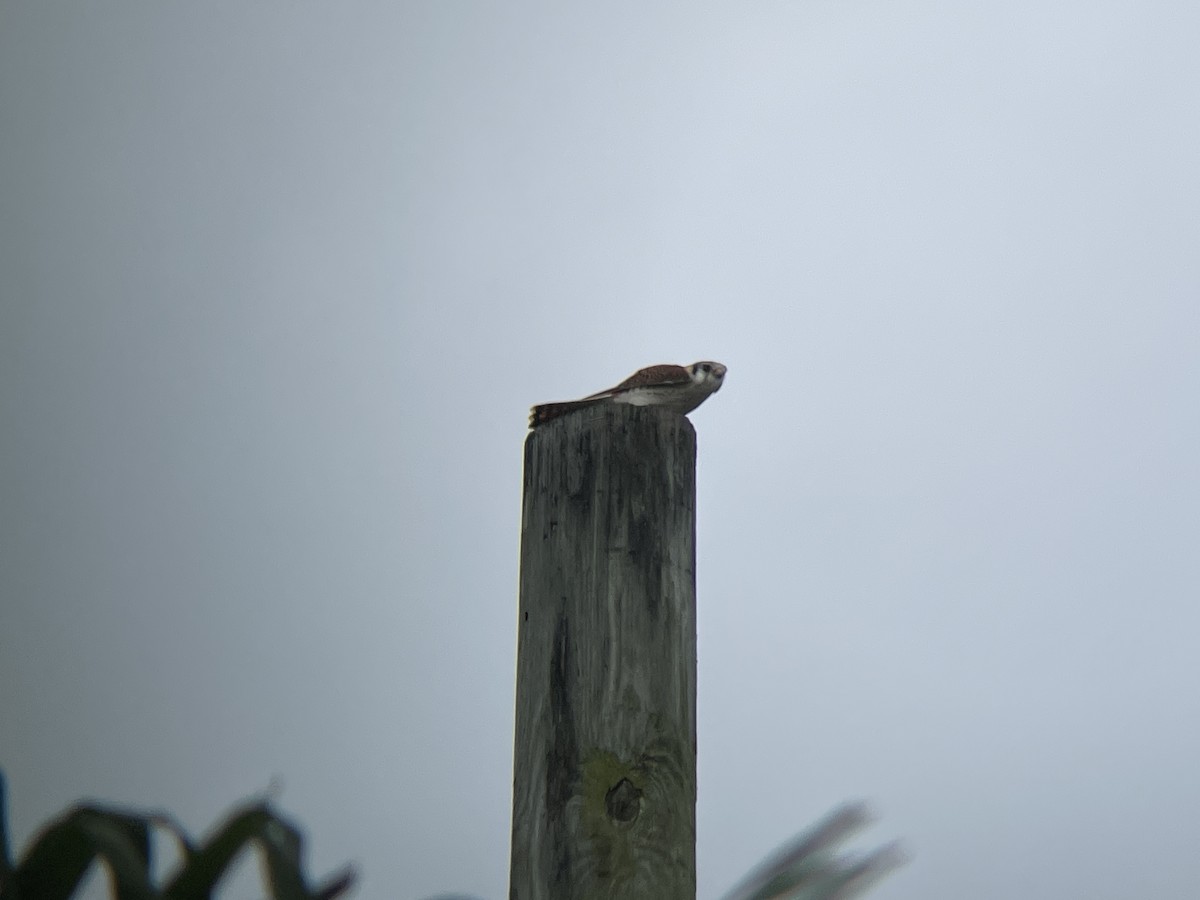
2, 2, 1199, 899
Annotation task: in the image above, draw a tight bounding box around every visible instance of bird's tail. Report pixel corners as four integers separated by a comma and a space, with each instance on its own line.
529, 398, 603, 428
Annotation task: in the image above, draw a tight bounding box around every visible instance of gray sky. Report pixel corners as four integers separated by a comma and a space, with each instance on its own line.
2, 2, 1198, 898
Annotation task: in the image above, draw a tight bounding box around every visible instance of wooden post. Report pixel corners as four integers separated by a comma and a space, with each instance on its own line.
510, 405, 698, 900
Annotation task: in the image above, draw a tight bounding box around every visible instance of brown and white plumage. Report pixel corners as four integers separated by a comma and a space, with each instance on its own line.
530, 361, 727, 428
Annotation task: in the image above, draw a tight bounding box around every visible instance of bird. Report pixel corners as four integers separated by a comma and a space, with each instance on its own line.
530, 361, 726, 428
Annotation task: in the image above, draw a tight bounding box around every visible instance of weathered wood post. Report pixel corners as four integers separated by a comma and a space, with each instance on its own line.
510, 404, 698, 900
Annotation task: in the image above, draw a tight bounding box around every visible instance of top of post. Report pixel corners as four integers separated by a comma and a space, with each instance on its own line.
524, 403, 697, 453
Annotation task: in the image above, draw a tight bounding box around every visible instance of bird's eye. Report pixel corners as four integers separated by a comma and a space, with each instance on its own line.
700, 363, 711, 372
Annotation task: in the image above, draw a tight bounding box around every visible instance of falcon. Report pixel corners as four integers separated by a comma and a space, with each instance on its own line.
530, 361, 727, 428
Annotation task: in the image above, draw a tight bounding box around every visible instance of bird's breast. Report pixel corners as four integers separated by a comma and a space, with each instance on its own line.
615, 382, 712, 414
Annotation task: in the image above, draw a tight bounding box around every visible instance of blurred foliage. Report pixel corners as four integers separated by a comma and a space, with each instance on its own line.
0, 770, 353, 900
719, 803, 904, 900
1, 769, 897, 900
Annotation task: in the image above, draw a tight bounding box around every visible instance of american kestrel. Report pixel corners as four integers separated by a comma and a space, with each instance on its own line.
530, 361, 727, 428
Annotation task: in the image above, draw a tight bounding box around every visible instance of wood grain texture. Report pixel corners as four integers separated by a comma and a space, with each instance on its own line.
510, 405, 698, 900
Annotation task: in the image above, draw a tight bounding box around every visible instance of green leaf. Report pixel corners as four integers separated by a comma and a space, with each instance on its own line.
720, 804, 905, 900
1, 779, 353, 900
164, 805, 272, 900
11, 807, 155, 900
163, 802, 354, 900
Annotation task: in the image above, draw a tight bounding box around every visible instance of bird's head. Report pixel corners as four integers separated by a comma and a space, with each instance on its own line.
689, 360, 727, 391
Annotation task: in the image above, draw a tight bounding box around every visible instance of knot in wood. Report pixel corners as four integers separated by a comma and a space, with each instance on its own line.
605, 777, 642, 823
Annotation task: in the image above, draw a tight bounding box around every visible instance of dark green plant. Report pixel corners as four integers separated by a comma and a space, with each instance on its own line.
719, 803, 904, 900
0, 771, 354, 900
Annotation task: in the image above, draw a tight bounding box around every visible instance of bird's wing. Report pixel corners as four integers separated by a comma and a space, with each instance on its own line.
583, 364, 691, 399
